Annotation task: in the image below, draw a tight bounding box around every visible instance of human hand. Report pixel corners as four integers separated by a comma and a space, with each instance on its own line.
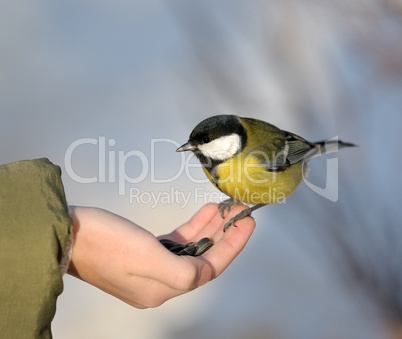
67, 203, 255, 309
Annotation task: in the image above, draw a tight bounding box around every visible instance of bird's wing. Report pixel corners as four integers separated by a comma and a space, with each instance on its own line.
283, 131, 318, 165
250, 131, 318, 172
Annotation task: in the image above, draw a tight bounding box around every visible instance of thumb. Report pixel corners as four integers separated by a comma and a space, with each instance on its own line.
158, 256, 213, 291
196, 263, 212, 287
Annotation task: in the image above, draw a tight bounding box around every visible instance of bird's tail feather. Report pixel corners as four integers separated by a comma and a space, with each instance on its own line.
314, 139, 356, 155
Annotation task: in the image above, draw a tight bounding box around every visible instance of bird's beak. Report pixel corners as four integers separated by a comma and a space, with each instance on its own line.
176, 142, 196, 152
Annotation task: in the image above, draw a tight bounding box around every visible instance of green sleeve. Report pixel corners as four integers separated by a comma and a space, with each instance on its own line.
0, 158, 74, 339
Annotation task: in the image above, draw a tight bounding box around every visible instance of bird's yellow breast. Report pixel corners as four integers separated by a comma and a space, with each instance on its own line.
203, 153, 305, 205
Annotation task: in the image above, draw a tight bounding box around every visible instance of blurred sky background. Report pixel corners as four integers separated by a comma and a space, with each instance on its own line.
1, 1, 402, 338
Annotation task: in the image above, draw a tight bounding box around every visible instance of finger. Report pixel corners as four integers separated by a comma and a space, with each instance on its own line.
131, 235, 213, 291
149, 205, 255, 290
132, 261, 211, 306
201, 205, 255, 278
161, 203, 220, 242
162, 202, 250, 243
156, 206, 255, 288
108, 273, 182, 309
150, 204, 254, 289
183, 203, 254, 243
158, 203, 253, 250
117, 274, 186, 309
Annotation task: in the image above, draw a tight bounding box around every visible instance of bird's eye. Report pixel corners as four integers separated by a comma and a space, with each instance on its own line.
202, 136, 211, 143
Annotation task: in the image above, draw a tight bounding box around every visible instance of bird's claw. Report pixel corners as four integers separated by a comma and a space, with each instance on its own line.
218, 198, 237, 218
223, 208, 253, 232
223, 219, 238, 232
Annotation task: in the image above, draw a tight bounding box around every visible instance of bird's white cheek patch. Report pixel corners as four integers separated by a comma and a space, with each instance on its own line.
198, 133, 241, 161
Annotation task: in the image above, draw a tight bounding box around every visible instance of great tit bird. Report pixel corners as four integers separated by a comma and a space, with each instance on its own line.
177, 115, 355, 231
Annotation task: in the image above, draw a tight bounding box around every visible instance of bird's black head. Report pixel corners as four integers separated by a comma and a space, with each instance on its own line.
177, 115, 248, 169
189, 115, 245, 145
